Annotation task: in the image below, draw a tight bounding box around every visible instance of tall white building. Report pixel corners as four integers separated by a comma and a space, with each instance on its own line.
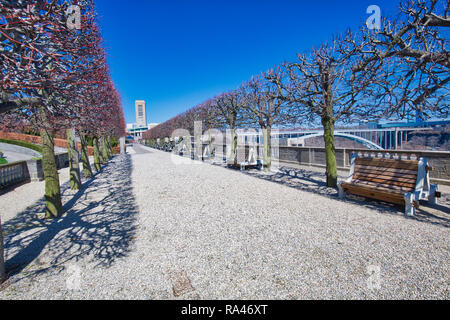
127, 100, 159, 141
135, 100, 147, 127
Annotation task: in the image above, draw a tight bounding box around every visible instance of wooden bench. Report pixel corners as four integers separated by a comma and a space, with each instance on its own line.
338, 154, 440, 216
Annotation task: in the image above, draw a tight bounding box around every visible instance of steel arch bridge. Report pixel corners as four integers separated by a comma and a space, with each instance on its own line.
293, 132, 384, 150
240, 127, 433, 150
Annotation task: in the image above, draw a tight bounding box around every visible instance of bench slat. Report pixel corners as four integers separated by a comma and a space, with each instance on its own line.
354, 165, 418, 177
353, 174, 417, 188
354, 171, 417, 183
356, 157, 419, 165
343, 180, 414, 193
355, 158, 418, 171
341, 183, 405, 205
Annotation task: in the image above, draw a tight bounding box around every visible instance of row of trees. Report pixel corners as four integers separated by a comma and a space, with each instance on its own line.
0, 0, 125, 282
144, 0, 448, 187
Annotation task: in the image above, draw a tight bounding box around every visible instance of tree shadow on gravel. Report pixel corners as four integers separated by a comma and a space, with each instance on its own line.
244, 165, 336, 196
2, 154, 139, 282
242, 165, 449, 228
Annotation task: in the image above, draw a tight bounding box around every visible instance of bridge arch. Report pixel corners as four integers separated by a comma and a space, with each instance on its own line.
294, 132, 384, 150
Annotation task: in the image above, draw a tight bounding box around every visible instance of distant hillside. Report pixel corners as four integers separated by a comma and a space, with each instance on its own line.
401, 127, 450, 151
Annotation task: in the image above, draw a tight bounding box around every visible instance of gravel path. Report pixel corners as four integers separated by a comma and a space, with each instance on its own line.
0, 147, 448, 299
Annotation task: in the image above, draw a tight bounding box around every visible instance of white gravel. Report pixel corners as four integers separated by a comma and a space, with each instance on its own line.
0, 147, 448, 299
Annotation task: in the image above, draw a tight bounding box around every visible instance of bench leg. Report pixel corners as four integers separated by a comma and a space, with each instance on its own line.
338, 182, 345, 199
256, 160, 263, 171
428, 184, 438, 206
404, 193, 415, 217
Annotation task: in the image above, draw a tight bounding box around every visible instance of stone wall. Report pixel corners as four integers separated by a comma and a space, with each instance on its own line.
0, 131, 42, 145
419, 151, 450, 183
278, 146, 450, 184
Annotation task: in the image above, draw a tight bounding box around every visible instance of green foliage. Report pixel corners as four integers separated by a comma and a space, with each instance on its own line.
0, 138, 42, 154
86, 136, 94, 147
82, 135, 117, 148
110, 137, 119, 148
0, 158, 8, 165
146, 138, 158, 147
20, 129, 40, 137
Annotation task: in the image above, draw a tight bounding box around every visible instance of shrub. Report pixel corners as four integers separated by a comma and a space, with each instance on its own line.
21, 128, 40, 137
86, 136, 94, 147
110, 136, 119, 148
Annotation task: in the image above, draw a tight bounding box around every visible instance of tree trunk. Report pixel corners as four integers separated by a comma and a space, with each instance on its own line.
208, 133, 214, 159
104, 136, 111, 158
262, 126, 272, 171
40, 128, 63, 218
195, 134, 202, 160
67, 128, 82, 190
184, 135, 191, 158
93, 136, 102, 172
227, 128, 237, 165
101, 136, 109, 162
80, 133, 93, 179
0, 216, 5, 284
322, 116, 338, 188
107, 137, 113, 157
120, 136, 125, 154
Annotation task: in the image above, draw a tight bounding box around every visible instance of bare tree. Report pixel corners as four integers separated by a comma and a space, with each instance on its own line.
241, 68, 290, 171
354, 0, 449, 119
215, 91, 246, 165
283, 35, 373, 187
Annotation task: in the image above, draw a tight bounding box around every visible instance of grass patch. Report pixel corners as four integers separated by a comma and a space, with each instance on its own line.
0, 138, 42, 154
0, 157, 7, 165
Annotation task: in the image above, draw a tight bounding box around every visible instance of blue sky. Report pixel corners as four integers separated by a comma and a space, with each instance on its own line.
94, 0, 401, 124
